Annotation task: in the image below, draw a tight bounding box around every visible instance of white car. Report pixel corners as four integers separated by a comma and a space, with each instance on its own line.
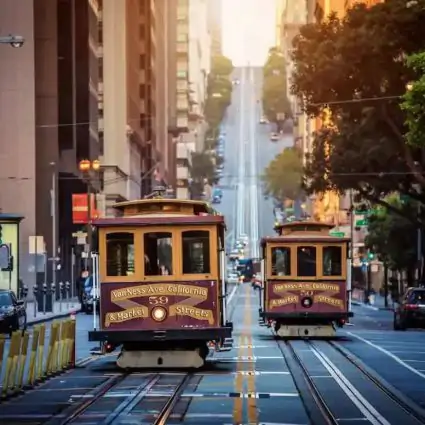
259, 117, 267, 124
270, 133, 279, 142
232, 79, 240, 85
227, 273, 240, 285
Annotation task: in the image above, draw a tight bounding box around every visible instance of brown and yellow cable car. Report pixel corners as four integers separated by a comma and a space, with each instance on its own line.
88, 196, 233, 368
259, 221, 353, 338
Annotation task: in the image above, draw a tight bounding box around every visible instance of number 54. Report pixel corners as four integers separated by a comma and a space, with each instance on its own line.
148, 296, 168, 305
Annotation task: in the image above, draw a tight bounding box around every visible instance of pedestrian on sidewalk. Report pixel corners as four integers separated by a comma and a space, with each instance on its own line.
76, 270, 89, 304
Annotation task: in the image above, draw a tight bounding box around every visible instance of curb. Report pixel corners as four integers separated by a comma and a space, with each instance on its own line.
352, 301, 394, 311
27, 309, 82, 326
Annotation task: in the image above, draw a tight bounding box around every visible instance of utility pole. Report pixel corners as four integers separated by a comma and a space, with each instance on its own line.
50, 162, 57, 288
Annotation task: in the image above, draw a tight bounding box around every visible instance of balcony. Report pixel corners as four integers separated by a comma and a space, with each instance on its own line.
176, 143, 189, 160
177, 98, 189, 111
177, 71, 189, 80
177, 166, 189, 180
176, 116, 188, 131
176, 42, 188, 55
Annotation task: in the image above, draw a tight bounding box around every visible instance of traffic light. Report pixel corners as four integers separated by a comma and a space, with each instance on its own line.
368, 252, 374, 260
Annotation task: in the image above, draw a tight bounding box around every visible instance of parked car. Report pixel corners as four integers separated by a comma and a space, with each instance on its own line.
394, 287, 425, 330
0, 289, 27, 336
270, 132, 279, 141
259, 116, 268, 124
81, 276, 99, 314
226, 273, 240, 285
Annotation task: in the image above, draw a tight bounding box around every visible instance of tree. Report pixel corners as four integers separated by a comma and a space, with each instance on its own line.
261, 147, 303, 202
262, 47, 291, 123
291, 0, 425, 222
191, 151, 217, 186
401, 51, 425, 149
365, 195, 417, 285
211, 55, 234, 76
204, 55, 234, 138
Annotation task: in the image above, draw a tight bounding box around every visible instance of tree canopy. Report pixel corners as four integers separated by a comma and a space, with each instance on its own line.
291, 0, 425, 223
262, 47, 291, 124
365, 195, 417, 274
261, 147, 303, 202
401, 51, 425, 149
191, 151, 217, 186
204, 54, 234, 139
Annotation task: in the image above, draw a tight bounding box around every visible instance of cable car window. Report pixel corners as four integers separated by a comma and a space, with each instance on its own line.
271, 247, 291, 276
182, 230, 210, 274
106, 233, 135, 276
297, 246, 316, 277
144, 232, 173, 276
323, 246, 342, 276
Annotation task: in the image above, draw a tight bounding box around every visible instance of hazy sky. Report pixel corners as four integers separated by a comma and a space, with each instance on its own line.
222, 0, 276, 66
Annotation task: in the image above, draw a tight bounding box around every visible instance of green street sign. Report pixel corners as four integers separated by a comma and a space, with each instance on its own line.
356, 219, 368, 227
354, 209, 377, 216
330, 231, 345, 237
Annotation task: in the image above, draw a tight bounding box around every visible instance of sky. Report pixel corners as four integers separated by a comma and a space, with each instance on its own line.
222, 0, 276, 66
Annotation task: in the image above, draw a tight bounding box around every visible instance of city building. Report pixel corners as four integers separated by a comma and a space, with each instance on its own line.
207, 0, 222, 55
0, 0, 100, 292
275, 0, 286, 49
175, 0, 211, 200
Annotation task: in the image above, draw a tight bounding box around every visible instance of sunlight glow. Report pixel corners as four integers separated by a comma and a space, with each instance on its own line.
222, 0, 276, 66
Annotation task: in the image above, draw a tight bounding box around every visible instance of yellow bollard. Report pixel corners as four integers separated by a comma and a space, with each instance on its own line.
45, 322, 59, 376
17, 331, 30, 390
1, 332, 19, 399
62, 320, 71, 369
69, 317, 76, 368
58, 320, 67, 370
9, 331, 22, 393
0, 335, 6, 378
52, 322, 60, 373
36, 324, 46, 382
27, 326, 40, 387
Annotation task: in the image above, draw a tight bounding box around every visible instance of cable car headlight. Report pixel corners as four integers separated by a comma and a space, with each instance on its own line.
301, 297, 313, 308
151, 306, 167, 322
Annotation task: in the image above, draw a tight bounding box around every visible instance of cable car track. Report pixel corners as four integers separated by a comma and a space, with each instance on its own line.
57, 372, 193, 425
278, 339, 425, 425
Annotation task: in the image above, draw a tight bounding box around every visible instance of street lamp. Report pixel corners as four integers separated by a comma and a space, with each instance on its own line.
0, 34, 25, 48
78, 159, 100, 267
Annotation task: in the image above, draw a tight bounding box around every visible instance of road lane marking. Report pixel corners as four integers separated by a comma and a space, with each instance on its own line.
311, 345, 390, 425
227, 284, 238, 304
347, 332, 425, 379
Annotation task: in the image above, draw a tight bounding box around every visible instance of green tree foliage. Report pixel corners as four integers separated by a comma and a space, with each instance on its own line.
262, 47, 291, 123
401, 51, 425, 148
190, 151, 217, 186
204, 55, 234, 132
365, 195, 417, 273
291, 0, 425, 222
261, 147, 303, 202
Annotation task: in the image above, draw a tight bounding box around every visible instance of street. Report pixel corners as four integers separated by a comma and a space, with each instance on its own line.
1, 66, 425, 424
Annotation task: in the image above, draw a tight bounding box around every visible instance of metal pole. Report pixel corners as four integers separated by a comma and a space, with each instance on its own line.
86, 177, 93, 271
417, 201, 422, 283
51, 164, 57, 291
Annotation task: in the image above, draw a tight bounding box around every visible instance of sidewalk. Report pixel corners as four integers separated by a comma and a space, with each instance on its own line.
25, 298, 82, 325
352, 290, 397, 311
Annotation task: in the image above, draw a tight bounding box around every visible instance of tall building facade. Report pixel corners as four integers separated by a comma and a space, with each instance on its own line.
0, 0, 100, 292
207, 0, 222, 55
175, 0, 211, 199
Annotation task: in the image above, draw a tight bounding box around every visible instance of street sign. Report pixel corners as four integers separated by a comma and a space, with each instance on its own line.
356, 219, 368, 227
330, 231, 345, 237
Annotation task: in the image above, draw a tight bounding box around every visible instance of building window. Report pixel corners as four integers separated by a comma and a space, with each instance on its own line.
106, 233, 135, 276
139, 53, 146, 69
182, 230, 210, 274
139, 24, 145, 40
144, 232, 173, 276
271, 247, 291, 276
322, 246, 342, 276
297, 246, 316, 277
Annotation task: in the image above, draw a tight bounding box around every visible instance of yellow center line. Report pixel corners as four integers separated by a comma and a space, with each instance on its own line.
232, 284, 257, 424
246, 286, 257, 423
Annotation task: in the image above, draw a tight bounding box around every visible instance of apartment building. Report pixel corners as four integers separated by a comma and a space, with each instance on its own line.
175, 0, 211, 199
207, 0, 223, 55
0, 0, 100, 292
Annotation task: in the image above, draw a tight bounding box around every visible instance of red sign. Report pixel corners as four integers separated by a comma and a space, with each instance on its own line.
72, 194, 99, 224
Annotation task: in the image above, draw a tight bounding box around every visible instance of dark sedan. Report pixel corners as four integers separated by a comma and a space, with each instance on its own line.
0, 289, 27, 336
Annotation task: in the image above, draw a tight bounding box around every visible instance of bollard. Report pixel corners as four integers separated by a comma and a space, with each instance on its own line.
45, 322, 59, 376
17, 332, 30, 391
2, 332, 19, 398
9, 331, 23, 394
65, 281, 71, 309
33, 284, 38, 318
36, 324, 46, 382
57, 320, 67, 371
0, 335, 5, 377
27, 325, 40, 387
69, 313, 76, 368
42, 283, 47, 314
